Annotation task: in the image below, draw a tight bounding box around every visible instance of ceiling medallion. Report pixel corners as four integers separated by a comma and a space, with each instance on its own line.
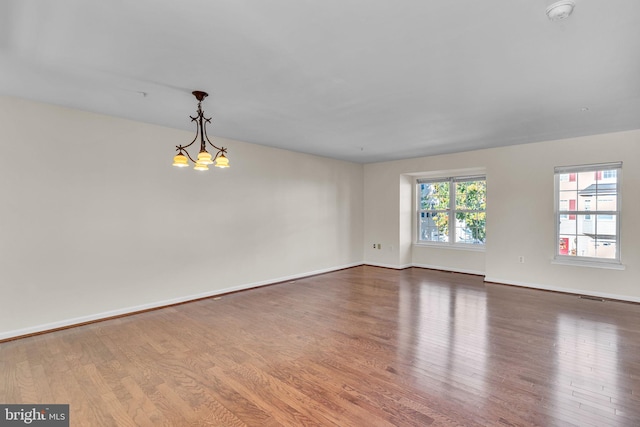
546, 1, 576, 21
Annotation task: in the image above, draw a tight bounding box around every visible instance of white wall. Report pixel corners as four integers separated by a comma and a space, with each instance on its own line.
2, 95, 638, 339
364, 130, 640, 301
0, 96, 364, 339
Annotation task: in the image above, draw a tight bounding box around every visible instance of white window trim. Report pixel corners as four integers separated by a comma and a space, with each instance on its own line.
416, 175, 486, 249
553, 162, 623, 268
551, 258, 625, 270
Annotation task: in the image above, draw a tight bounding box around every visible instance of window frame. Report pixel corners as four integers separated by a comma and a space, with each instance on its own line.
554, 162, 622, 268
416, 175, 486, 248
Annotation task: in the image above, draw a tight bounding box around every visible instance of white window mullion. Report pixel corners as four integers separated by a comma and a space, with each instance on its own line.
449, 179, 455, 245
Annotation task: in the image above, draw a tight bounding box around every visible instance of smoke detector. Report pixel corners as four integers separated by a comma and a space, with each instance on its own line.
546, 1, 575, 21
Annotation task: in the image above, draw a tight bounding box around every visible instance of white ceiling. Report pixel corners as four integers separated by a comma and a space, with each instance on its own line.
1, 0, 639, 163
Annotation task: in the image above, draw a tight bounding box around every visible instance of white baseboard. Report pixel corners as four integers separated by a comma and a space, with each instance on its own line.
0, 262, 363, 341
365, 261, 484, 276
411, 263, 485, 276
364, 262, 413, 270
484, 276, 640, 304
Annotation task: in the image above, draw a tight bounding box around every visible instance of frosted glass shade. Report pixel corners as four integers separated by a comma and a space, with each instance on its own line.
214, 154, 229, 168
197, 151, 213, 165
172, 154, 189, 167
194, 162, 209, 171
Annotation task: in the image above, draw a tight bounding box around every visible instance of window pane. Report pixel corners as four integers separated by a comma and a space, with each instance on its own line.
578, 195, 593, 212
575, 235, 593, 257
558, 191, 577, 210
576, 214, 593, 237
455, 212, 486, 244
596, 195, 617, 211
419, 212, 449, 242
559, 174, 577, 190
590, 214, 617, 259
594, 241, 617, 259
455, 180, 486, 211
596, 214, 617, 237
559, 215, 576, 235
419, 182, 449, 210
576, 171, 594, 191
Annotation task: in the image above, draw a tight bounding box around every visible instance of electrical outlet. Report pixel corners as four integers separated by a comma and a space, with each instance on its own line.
519, 256, 525, 263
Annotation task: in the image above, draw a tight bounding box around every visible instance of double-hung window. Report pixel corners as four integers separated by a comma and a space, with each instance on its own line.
417, 176, 486, 246
555, 162, 622, 265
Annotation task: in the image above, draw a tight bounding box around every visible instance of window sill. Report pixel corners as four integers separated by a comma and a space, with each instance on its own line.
552, 258, 626, 270
414, 243, 485, 252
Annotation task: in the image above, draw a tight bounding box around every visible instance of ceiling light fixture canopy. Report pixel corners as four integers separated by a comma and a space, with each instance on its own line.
546, 1, 575, 21
172, 91, 229, 171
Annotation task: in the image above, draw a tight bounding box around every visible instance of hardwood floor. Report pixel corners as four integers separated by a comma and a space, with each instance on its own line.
1, 266, 640, 426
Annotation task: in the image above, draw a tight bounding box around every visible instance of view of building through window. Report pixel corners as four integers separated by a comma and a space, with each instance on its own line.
417, 176, 486, 245
556, 164, 621, 261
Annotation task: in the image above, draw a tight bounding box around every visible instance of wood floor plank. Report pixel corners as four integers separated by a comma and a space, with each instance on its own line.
118, 376, 163, 427
2, 266, 640, 426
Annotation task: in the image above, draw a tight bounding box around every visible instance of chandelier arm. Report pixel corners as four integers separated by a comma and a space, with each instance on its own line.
177, 139, 197, 151
185, 151, 197, 163
176, 119, 200, 152
202, 117, 224, 152
197, 110, 208, 152
207, 141, 225, 153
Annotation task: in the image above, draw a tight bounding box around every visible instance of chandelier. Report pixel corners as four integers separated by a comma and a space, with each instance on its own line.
172, 91, 229, 171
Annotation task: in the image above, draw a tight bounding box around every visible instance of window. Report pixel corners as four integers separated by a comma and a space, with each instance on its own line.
417, 176, 486, 246
555, 162, 622, 265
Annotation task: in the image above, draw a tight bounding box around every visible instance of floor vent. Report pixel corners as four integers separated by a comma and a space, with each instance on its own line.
579, 295, 605, 302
